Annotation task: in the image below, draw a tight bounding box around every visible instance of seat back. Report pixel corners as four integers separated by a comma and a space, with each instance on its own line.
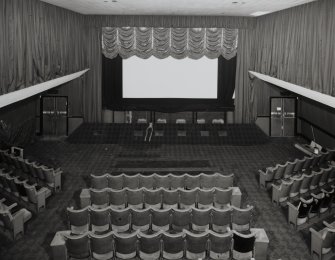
90, 189, 109, 209
91, 174, 108, 189
179, 188, 197, 209
126, 188, 143, 209
170, 174, 185, 190
198, 188, 214, 209
283, 161, 296, 178
65, 233, 90, 259
322, 228, 335, 250
171, 208, 191, 231
215, 173, 234, 189
320, 166, 332, 186
123, 174, 139, 189
114, 231, 138, 258
293, 158, 305, 174
191, 207, 211, 232
208, 229, 232, 258
110, 208, 131, 233
138, 230, 162, 257
214, 187, 233, 209
139, 175, 154, 189
302, 156, 313, 171
289, 175, 304, 198
184, 229, 208, 259
162, 232, 185, 259
90, 207, 111, 233
109, 189, 126, 209
162, 188, 179, 209
273, 164, 286, 180
212, 207, 232, 233
107, 174, 123, 190
90, 231, 114, 260
67, 207, 89, 235
153, 174, 170, 189
24, 184, 37, 204
300, 173, 313, 194
184, 174, 200, 190
232, 230, 256, 260
277, 179, 293, 203
232, 205, 253, 233
200, 173, 216, 190
310, 170, 323, 190
151, 208, 171, 232
130, 208, 151, 231
143, 188, 162, 209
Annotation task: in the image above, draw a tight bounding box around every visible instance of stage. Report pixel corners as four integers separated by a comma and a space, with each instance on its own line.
67, 123, 269, 145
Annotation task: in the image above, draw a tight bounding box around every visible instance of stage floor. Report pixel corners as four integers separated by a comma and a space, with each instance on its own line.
67, 123, 270, 145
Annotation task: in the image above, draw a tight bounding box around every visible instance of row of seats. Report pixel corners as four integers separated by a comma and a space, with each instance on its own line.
0, 196, 32, 239
272, 166, 335, 204
0, 171, 52, 212
0, 148, 62, 192
136, 118, 225, 125
67, 205, 254, 235
91, 172, 234, 190
83, 187, 239, 210
259, 151, 334, 189
52, 229, 258, 260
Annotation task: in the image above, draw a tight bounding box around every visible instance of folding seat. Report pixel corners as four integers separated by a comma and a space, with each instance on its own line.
24, 183, 51, 212
179, 188, 197, 209
197, 188, 214, 209
109, 189, 127, 210
310, 169, 323, 190
170, 174, 185, 190
171, 208, 191, 232
91, 174, 108, 190
293, 158, 305, 175
232, 230, 256, 260
90, 188, 109, 209
162, 188, 179, 209
126, 188, 144, 209
287, 196, 313, 227
232, 205, 253, 233
271, 179, 293, 205
288, 175, 304, 199
208, 229, 232, 260
309, 192, 325, 218
43, 167, 62, 192
258, 167, 275, 189
32, 163, 46, 182
113, 231, 138, 259
130, 207, 151, 232
67, 207, 90, 235
319, 166, 332, 187
320, 187, 335, 213
143, 188, 162, 209
310, 226, 335, 260
184, 174, 200, 190
215, 173, 234, 189
64, 233, 90, 260
299, 173, 314, 194
151, 208, 171, 232
153, 174, 170, 189
301, 156, 314, 173
200, 173, 216, 190
25, 160, 38, 180
191, 207, 211, 232
110, 208, 131, 233
283, 160, 296, 179
90, 207, 111, 234
212, 207, 232, 233
214, 187, 233, 209
161, 231, 185, 260
139, 174, 155, 189
318, 150, 330, 167
272, 163, 286, 181
310, 154, 322, 170
123, 174, 139, 189
90, 231, 114, 260
107, 174, 123, 190
138, 230, 162, 260
184, 229, 208, 259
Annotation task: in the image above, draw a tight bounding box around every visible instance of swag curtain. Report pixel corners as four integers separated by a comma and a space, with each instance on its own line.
102, 27, 238, 60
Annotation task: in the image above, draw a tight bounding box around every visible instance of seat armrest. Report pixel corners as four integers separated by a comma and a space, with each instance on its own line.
7, 203, 18, 210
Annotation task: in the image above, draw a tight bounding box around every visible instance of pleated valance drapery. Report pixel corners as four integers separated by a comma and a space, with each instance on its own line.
102, 27, 238, 60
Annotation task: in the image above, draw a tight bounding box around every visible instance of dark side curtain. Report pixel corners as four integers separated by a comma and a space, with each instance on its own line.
102, 55, 236, 112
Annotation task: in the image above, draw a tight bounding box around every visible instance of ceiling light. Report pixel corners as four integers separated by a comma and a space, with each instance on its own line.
250, 11, 271, 16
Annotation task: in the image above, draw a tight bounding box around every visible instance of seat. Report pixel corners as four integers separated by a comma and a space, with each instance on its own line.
24, 183, 51, 212
200, 173, 216, 190
184, 174, 200, 190
258, 167, 274, 189
176, 119, 186, 137
90, 207, 111, 234
309, 192, 325, 218
179, 188, 197, 209
14, 177, 28, 202
232, 230, 256, 260
130, 207, 151, 232
327, 166, 335, 183
67, 207, 90, 235
302, 156, 314, 173
171, 208, 191, 232
319, 166, 332, 187
272, 163, 286, 181
162, 231, 185, 260
64, 233, 91, 260
43, 167, 62, 192
114, 231, 138, 259
162, 188, 179, 209
155, 118, 167, 137
0, 207, 29, 240
293, 158, 305, 175
170, 174, 185, 190
271, 179, 293, 205
90, 231, 114, 260
214, 187, 233, 209
138, 230, 162, 260
310, 226, 335, 260
126, 188, 143, 209
311, 154, 322, 170
197, 188, 214, 209
107, 174, 123, 190
215, 173, 234, 189
143, 188, 162, 209
212, 207, 232, 233
6, 175, 19, 196
123, 174, 139, 189
288, 174, 304, 199
33, 163, 46, 182
139, 175, 155, 189
91, 174, 108, 190
310, 169, 323, 190
320, 187, 334, 213
191, 207, 211, 232
283, 160, 296, 179
184, 229, 208, 259
287, 196, 313, 227
109, 189, 126, 210
232, 205, 253, 233
299, 173, 314, 194
208, 229, 232, 260
151, 208, 171, 232
153, 174, 170, 189
90, 189, 109, 209
110, 208, 131, 233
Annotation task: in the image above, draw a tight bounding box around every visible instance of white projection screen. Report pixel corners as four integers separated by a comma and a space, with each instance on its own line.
123, 56, 218, 99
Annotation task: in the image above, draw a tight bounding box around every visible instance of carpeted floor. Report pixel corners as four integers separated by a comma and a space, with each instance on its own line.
0, 126, 318, 260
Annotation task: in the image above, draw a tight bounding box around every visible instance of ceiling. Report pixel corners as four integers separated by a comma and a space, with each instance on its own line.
41, 0, 316, 16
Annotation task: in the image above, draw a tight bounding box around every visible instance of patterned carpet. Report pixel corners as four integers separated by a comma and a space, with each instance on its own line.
0, 126, 316, 260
